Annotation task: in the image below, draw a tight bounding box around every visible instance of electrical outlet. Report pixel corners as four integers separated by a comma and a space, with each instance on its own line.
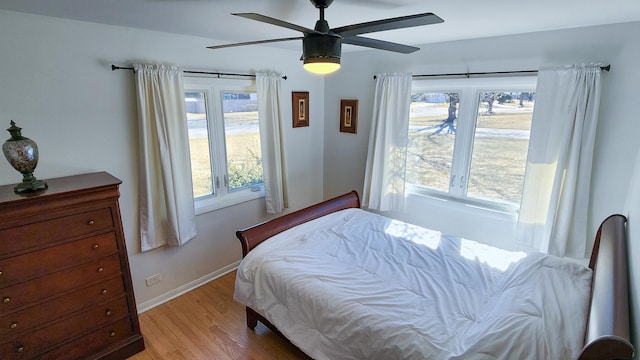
145, 273, 162, 287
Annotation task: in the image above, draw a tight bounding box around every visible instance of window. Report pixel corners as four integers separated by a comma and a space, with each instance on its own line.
184, 77, 264, 213
406, 77, 536, 212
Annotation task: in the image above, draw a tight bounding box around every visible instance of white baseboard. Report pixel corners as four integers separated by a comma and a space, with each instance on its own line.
136, 260, 240, 314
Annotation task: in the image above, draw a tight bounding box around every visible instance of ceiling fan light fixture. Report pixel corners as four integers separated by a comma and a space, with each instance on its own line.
302, 33, 342, 75
303, 57, 341, 75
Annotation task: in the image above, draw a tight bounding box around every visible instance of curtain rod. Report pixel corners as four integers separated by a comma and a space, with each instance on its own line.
373, 65, 611, 80
111, 65, 287, 80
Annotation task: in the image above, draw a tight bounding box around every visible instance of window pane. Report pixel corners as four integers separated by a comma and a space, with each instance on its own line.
467, 92, 535, 204
222, 92, 263, 191
406, 92, 459, 192
185, 91, 214, 198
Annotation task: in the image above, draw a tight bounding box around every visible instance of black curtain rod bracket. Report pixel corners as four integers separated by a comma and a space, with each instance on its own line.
111, 65, 287, 80
373, 65, 611, 80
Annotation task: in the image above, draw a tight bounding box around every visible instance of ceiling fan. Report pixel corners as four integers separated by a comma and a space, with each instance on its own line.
207, 0, 444, 75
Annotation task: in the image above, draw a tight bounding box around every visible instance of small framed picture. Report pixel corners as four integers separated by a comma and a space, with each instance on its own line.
292, 91, 309, 128
340, 99, 358, 134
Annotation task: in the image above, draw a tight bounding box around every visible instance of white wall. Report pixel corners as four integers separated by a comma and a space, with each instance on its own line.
625, 148, 640, 358
0, 10, 325, 309
324, 21, 640, 251
324, 20, 640, 353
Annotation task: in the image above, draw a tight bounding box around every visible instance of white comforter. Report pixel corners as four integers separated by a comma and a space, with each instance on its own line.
234, 208, 592, 360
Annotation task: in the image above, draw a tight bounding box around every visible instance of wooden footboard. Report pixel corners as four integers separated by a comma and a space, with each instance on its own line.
580, 214, 635, 359
235, 190, 360, 257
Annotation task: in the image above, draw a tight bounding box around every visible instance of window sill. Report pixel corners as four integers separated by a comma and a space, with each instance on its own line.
405, 184, 519, 217
195, 188, 265, 215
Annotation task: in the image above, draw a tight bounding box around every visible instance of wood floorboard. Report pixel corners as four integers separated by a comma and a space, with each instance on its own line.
128, 270, 308, 360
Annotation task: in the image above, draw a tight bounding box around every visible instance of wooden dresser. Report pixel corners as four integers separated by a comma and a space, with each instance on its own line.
0, 172, 144, 359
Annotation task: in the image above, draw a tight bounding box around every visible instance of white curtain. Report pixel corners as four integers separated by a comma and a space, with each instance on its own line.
516, 64, 603, 258
362, 73, 412, 211
134, 64, 197, 251
256, 73, 288, 214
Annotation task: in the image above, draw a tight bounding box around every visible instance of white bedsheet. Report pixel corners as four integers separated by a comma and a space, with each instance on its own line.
234, 208, 592, 360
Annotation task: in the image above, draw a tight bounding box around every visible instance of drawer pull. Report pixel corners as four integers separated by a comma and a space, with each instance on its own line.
101, 289, 108, 295
97, 267, 104, 273
92, 244, 100, 250
105, 309, 112, 316
88, 220, 95, 225
2, 297, 9, 303
16, 346, 24, 353
10, 322, 17, 329
0, 270, 3, 275
109, 331, 116, 337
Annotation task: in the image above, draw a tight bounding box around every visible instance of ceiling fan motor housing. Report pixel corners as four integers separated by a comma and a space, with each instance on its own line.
302, 33, 341, 64
310, 0, 334, 9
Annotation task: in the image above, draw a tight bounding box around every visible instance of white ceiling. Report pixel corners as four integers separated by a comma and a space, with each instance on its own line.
2, 0, 640, 53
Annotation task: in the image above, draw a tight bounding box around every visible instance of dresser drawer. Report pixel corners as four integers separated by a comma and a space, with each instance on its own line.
34, 318, 137, 360
0, 208, 114, 256
0, 254, 121, 315
0, 296, 129, 359
0, 276, 126, 339
0, 232, 119, 288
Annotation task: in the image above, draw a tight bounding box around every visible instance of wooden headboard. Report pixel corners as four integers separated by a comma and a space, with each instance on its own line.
235, 191, 361, 257
580, 214, 635, 359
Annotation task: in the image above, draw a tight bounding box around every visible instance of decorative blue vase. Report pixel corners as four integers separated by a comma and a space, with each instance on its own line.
2, 120, 47, 192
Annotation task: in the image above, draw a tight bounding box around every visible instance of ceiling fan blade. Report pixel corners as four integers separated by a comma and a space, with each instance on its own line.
332, 13, 444, 38
342, 36, 419, 54
207, 37, 303, 50
232, 13, 320, 34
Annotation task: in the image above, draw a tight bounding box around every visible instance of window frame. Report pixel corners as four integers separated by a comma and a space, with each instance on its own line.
184, 76, 265, 215
408, 76, 537, 214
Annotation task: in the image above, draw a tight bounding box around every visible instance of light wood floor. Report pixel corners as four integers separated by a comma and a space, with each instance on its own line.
128, 270, 307, 360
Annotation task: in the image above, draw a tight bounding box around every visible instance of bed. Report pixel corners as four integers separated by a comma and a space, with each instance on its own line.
234, 191, 634, 359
